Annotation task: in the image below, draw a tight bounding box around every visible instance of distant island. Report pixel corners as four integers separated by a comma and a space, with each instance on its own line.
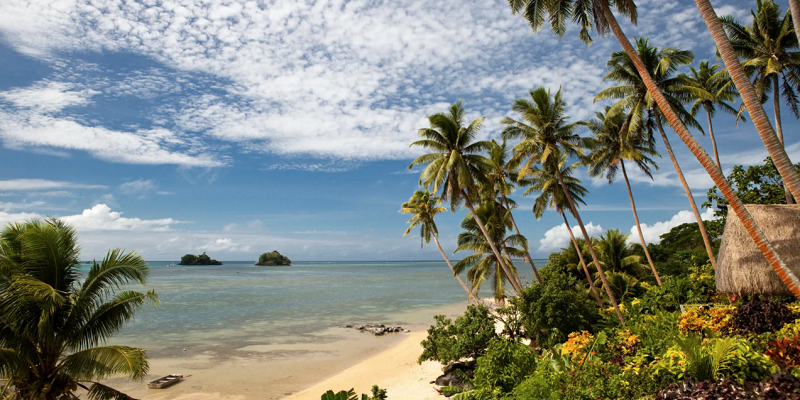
256, 251, 291, 266
180, 252, 222, 265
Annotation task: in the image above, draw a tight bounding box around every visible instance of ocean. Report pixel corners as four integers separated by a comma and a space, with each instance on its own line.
113, 260, 547, 357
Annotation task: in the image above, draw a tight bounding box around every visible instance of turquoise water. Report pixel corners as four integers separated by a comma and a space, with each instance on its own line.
114, 260, 546, 357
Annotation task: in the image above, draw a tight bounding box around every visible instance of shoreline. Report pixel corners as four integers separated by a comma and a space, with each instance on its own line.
103, 300, 468, 400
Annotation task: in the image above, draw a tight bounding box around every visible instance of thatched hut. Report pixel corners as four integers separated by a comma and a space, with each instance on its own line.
716, 204, 800, 296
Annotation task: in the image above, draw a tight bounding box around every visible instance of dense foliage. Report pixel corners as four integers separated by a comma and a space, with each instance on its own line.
418, 305, 497, 366
726, 298, 798, 335
256, 250, 291, 266
0, 219, 158, 400
513, 269, 600, 348
321, 386, 387, 400
180, 252, 222, 265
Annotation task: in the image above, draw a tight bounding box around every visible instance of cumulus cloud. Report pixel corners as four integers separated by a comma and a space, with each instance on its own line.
198, 237, 251, 253
60, 204, 180, 231
538, 222, 604, 252
631, 208, 717, 244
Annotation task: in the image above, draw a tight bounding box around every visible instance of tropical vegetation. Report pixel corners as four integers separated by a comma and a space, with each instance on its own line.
256, 251, 291, 266
179, 252, 222, 265
0, 218, 158, 400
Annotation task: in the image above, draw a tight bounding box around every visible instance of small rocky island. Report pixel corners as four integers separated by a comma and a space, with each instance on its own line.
179, 252, 222, 265
256, 251, 291, 266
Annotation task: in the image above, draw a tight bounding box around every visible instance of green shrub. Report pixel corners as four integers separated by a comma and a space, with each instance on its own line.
510, 360, 565, 400
473, 340, 537, 393
514, 269, 600, 348
652, 335, 776, 384
418, 305, 497, 365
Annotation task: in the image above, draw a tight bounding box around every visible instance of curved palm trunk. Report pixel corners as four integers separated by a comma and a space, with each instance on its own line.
620, 160, 662, 286
774, 76, 795, 204
655, 114, 718, 270
562, 212, 604, 307
791, 0, 800, 44
501, 195, 543, 284
501, 243, 525, 290
433, 235, 478, 305
556, 167, 625, 325
692, 0, 800, 204
705, 107, 722, 169
602, 3, 800, 298
463, 191, 522, 294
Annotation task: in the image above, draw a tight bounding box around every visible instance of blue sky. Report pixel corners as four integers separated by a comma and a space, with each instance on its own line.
0, 0, 797, 261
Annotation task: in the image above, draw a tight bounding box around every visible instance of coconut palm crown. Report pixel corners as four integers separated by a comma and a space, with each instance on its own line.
400, 190, 446, 248
0, 218, 158, 400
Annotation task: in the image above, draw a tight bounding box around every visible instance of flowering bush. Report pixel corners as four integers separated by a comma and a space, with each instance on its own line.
677, 306, 734, 334
560, 331, 594, 362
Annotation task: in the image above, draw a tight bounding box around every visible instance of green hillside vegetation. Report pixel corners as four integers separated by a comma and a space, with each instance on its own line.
256, 251, 291, 266
180, 252, 222, 265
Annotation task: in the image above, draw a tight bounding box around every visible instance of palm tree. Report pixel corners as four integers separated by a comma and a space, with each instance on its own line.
502, 87, 625, 324
408, 101, 522, 294
453, 201, 524, 303
678, 61, 742, 168
509, 0, 800, 298
401, 190, 477, 304
484, 139, 542, 284
694, 0, 800, 214
595, 38, 720, 273
585, 106, 662, 285
791, 0, 800, 44
721, 1, 800, 203
594, 229, 647, 278
0, 218, 159, 400
521, 157, 604, 307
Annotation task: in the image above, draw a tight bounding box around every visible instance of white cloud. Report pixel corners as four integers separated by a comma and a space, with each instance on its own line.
60, 204, 180, 231
0, 81, 97, 113
630, 208, 717, 244
0, 179, 106, 191
538, 222, 603, 252
198, 237, 251, 253
222, 219, 264, 233
119, 179, 158, 197
0, 110, 225, 167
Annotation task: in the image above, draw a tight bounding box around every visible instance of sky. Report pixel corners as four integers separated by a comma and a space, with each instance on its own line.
0, 0, 797, 261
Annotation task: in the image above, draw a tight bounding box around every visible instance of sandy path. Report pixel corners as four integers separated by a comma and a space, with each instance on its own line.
281, 332, 443, 400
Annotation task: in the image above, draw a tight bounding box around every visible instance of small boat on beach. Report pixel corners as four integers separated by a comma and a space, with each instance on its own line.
147, 374, 183, 389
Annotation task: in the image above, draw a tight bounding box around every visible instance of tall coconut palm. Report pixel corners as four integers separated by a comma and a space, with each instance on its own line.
0, 218, 159, 400
510, 0, 800, 298
484, 139, 542, 284
695, 0, 800, 215
453, 201, 524, 303
408, 101, 522, 294
791, 0, 800, 44
401, 190, 477, 304
595, 38, 720, 272
520, 157, 604, 307
721, 1, 800, 203
585, 106, 662, 285
502, 87, 625, 324
678, 61, 742, 169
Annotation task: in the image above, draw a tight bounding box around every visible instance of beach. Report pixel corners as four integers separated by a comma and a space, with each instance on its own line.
105, 302, 465, 400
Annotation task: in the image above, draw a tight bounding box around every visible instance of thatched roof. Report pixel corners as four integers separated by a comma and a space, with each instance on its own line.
716, 204, 800, 296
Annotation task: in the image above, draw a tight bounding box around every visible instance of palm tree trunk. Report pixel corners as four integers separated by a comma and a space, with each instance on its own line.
433, 235, 478, 305
705, 107, 722, 169
562, 212, 604, 308
791, 0, 800, 44
555, 166, 625, 325
501, 195, 543, 284
620, 160, 662, 286
603, 3, 800, 298
501, 244, 525, 290
462, 191, 522, 294
654, 114, 718, 270
692, 0, 800, 204
773, 75, 795, 204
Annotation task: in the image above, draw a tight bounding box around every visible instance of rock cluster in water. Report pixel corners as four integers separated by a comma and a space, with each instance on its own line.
345, 324, 409, 336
